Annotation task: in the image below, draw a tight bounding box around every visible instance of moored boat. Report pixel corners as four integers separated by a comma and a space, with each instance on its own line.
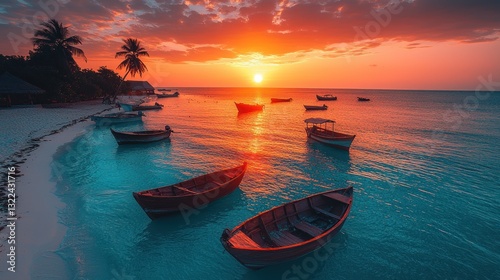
157, 91, 179, 98
91, 112, 145, 126
235, 102, 264, 113
316, 94, 337, 101
133, 162, 248, 219
110, 125, 173, 145
131, 102, 163, 111
357, 97, 370, 101
304, 104, 328, 110
304, 118, 355, 150
270, 98, 293, 103
221, 186, 353, 269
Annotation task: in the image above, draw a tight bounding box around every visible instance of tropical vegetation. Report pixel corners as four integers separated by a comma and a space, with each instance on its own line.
0, 19, 131, 105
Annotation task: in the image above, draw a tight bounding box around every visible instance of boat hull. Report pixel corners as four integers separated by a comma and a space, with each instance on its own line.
133, 163, 247, 219
304, 105, 327, 110
111, 129, 171, 145
316, 95, 337, 101
221, 187, 353, 269
306, 128, 355, 150
157, 92, 179, 98
271, 98, 292, 103
235, 102, 264, 113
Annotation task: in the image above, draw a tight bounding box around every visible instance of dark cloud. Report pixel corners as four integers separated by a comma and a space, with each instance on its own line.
1, 0, 499, 63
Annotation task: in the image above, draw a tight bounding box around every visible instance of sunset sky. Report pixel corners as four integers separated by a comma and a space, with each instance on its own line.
1, 0, 499, 89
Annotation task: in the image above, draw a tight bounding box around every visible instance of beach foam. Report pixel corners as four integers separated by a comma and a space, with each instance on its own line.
0, 100, 115, 279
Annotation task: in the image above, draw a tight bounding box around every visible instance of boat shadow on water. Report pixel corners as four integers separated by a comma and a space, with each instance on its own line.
237, 232, 350, 279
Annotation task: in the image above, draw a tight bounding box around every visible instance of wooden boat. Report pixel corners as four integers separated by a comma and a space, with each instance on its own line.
304, 118, 355, 150
316, 94, 337, 101
304, 104, 328, 110
235, 102, 264, 113
270, 98, 292, 103
357, 97, 370, 101
157, 91, 179, 98
110, 125, 173, 145
133, 162, 248, 219
91, 112, 145, 126
221, 186, 353, 269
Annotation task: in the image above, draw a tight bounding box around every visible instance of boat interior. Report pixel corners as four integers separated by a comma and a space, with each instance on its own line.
229, 191, 351, 248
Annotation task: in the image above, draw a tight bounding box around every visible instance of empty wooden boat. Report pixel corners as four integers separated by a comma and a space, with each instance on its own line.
304, 118, 355, 150
110, 125, 173, 145
316, 94, 337, 101
235, 102, 264, 113
271, 98, 293, 103
221, 186, 353, 269
91, 112, 145, 126
304, 104, 328, 110
357, 97, 370, 101
133, 162, 248, 219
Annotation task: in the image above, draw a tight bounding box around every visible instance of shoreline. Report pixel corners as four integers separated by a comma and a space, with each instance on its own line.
0, 102, 117, 279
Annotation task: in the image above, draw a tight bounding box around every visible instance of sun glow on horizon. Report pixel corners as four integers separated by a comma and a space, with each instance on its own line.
253, 73, 263, 84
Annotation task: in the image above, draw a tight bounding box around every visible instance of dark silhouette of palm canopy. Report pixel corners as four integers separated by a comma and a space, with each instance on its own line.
114, 38, 149, 98
32, 19, 86, 74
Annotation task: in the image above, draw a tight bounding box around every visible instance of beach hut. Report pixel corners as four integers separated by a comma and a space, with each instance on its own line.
125, 80, 155, 96
0, 72, 45, 106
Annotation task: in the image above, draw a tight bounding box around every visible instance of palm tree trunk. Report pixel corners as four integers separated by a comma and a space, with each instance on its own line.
112, 69, 130, 103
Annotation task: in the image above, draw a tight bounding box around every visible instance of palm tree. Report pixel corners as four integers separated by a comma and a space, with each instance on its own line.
114, 38, 149, 98
32, 19, 87, 75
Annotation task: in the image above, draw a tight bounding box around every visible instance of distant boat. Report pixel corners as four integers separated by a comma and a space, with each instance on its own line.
221, 186, 353, 269
133, 162, 248, 219
91, 112, 145, 126
316, 94, 337, 101
270, 98, 293, 103
130, 102, 163, 111
235, 102, 264, 113
304, 104, 328, 110
110, 125, 173, 145
304, 118, 355, 150
357, 97, 370, 102
157, 91, 179, 98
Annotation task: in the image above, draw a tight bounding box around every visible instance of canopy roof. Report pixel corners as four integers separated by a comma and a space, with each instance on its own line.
304, 118, 335, 124
0, 72, 45, 95
126, 80, 154, 91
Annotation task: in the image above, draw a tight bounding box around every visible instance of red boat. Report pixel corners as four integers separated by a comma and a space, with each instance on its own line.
270, 98, 293, 103
221, 186, 353, 269
234, 102, 264, 113
133, 162, 248, 219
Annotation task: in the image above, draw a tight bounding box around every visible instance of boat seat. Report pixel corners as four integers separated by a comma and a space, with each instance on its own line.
294, 221, 324, 237
312, 206, 341, 220
173, 186, 197, 194
270, 231, 304, 247
229, 230, 261, 249
322, 192, 351, 204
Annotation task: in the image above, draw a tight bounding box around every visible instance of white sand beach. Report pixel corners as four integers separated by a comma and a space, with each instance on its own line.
0, 100, 116, 279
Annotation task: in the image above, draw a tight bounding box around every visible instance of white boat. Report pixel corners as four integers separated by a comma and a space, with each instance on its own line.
91, 112, 145, 126
304, 118, 355, 150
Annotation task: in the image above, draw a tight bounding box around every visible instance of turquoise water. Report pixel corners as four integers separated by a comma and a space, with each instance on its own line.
52, 88, 500, 280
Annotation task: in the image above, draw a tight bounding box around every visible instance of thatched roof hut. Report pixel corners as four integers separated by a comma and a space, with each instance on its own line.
125, 80, 155, 95
0, 72, 45, 106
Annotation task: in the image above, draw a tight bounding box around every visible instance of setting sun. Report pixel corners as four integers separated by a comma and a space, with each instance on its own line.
253, 73, 263, 83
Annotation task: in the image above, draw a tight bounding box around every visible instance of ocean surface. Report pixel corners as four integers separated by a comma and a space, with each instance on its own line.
51, 88, 500, 280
